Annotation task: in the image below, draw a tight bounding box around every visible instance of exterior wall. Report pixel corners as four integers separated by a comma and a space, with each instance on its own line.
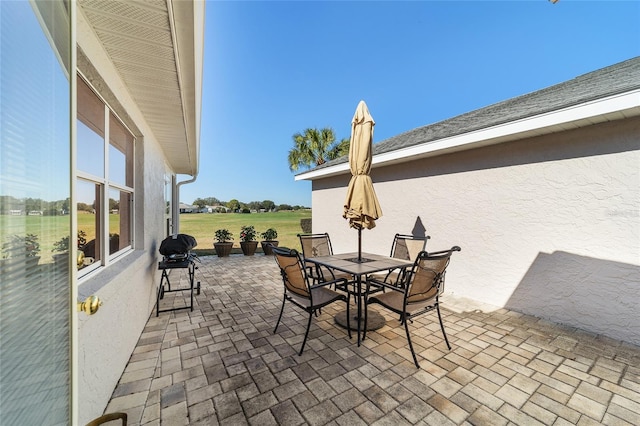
312, 117, 640, 345
76, 12, 170, 424
77, 140, 167, 425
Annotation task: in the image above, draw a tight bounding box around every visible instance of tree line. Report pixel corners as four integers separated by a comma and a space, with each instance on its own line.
187, 127, 349, 213
1, 195, 120, 215
190, 197, 308, 212
0, 195, 68, 215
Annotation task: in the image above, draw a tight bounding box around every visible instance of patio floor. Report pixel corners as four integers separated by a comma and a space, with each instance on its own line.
105, 254, 640, 425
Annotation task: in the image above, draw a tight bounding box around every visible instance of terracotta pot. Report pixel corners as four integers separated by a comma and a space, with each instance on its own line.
261, 241, 279, 255
240, 241, 258, 256
214, 242, 233, 257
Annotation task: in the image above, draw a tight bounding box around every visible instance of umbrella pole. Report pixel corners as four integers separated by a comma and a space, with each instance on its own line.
358, 227, 362, 262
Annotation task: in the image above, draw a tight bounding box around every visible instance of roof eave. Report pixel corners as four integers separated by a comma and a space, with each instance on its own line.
169, 0, 205, 176
77, 0, 204, 177
295, 90, 640, 181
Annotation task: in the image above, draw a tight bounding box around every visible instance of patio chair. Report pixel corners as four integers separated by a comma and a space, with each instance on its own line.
86, 412, 127, 426
369, 233, 430, 287
298, 233, 353, 285
272, 246, 351, 355
364, 246, 461, 368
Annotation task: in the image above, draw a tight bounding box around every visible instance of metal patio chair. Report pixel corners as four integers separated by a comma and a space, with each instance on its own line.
369, 233, 430, 287
272, 246, 351, 355
297, 233, 353, 286
364, 246, 461, 368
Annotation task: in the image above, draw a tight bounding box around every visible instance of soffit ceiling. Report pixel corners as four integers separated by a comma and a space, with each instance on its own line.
78, 0, 202, 176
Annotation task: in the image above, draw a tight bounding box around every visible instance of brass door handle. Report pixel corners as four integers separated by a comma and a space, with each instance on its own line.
77, 296, 102, 315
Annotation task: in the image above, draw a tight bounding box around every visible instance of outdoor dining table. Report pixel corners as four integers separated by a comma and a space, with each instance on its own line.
304, 252, 414, 346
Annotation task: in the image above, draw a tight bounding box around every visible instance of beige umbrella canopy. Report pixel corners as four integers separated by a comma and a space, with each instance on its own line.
343, 100, 382, 260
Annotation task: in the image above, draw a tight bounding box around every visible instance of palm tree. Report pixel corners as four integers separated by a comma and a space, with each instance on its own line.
326, 137, 350, 162
288, 127, 349, 172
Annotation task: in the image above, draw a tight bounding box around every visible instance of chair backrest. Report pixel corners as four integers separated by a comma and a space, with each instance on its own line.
390, 234, 429, 261
298, 233, 333, 258
405, 247, 459, 304
272, 247, 310, 298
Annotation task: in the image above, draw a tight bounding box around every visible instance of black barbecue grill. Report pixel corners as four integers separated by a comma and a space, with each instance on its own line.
156, 234, 201, 316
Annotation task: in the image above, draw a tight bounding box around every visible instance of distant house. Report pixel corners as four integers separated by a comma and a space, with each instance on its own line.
296, 57, 640, 346
203, 204, 230, 213
179, 203, 196, 213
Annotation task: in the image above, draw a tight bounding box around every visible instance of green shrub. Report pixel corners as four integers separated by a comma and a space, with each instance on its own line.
52, 230, 87, 253
214, 229, 233, 243
239, 225, 258, 242
300, 218, 312, 233
2, 234, 40, 258
261, 228, 278, 241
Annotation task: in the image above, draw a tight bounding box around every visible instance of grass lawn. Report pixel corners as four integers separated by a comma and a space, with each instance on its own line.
179, 210, 311, 254
1, 210, 311, 261
2, 215, 71, 263
1, 213, 124, 262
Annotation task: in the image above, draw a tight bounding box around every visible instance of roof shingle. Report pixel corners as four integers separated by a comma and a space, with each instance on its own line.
313, 56, 640, 171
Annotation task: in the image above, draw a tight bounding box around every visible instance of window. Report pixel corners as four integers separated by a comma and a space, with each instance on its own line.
0, 1, 72, 423
77, 76, 134, 274
164, 172, 173, 237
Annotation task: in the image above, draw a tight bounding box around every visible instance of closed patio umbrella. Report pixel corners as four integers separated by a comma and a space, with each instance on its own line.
343, 100, 382, 262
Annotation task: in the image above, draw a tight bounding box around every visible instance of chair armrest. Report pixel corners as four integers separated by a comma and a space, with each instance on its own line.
428, 246, 461, 256
307, 273, 323, 285
320, 264, 338, 281
365, 276, 405, 293
367, 266, 411, 288
310, 277, 348, 290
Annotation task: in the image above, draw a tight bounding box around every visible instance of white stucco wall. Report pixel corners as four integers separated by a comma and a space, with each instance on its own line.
311, 117, 640, 345
77, 140, 167, 425
76, 11, 170, 424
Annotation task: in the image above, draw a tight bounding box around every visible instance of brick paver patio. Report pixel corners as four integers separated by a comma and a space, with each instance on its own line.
105, 254, 640, 425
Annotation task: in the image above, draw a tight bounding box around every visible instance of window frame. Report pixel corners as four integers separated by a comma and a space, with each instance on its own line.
76, 73, 135, 279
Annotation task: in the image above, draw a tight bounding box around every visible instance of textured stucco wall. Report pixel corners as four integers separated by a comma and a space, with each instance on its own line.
77, 11, 170, 424
312, 117, 640, 345
77, 141, 166, 425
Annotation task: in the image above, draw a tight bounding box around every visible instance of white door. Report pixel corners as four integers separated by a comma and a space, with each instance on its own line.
0, 1, 73, 424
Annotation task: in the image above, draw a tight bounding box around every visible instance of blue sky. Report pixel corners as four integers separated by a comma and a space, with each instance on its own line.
178, 0, 640, 207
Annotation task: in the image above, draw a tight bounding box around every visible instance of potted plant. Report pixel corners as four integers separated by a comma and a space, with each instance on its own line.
1, 233, 41, 270
260, 228, 279, 255
239, 225, 258, 256
52, 230, 87, 253
52, 230, 87, 269
213, 229, 233, 257
51, 234, 70, 270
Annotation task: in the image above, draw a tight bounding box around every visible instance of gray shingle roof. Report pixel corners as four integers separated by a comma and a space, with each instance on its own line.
313, 56, 640, 171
